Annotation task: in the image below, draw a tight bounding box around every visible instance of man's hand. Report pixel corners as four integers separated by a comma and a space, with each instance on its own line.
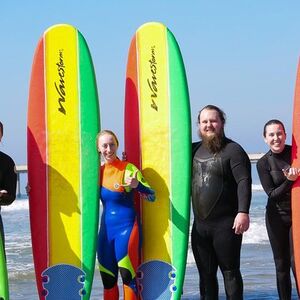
232, 212, 250, 235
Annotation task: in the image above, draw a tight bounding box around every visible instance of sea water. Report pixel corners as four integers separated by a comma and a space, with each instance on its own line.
1, 190, 298, 299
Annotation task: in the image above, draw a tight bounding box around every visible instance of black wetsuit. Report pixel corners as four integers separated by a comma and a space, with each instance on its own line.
191, 138, 251, 300
0, 151, 17, 246
257, 145, 297, 299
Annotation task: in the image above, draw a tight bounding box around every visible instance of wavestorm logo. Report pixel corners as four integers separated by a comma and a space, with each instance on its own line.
147, 46, 158, 111
55, 49, 66, 115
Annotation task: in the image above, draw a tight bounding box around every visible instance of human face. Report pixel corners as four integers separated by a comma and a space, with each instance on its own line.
264, 123, 286, 154
98, 133, 118, 163
199, 109, 224, 138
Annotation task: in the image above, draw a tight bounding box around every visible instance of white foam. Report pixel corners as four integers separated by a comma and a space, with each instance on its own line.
252, 184, 263, 191
2, 198, 29, 211
243, 220, 268, 244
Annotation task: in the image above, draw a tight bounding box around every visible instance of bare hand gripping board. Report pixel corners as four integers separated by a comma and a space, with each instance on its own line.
27, 24, 100, 299
125, 22, 191, 299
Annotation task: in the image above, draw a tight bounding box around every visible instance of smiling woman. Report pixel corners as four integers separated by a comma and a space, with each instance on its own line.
257, 119, 300, 299
96, 129, 155, 300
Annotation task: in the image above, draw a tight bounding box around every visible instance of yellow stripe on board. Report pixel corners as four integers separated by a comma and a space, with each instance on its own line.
137, 23, 171, 262
45, 25, 81, 266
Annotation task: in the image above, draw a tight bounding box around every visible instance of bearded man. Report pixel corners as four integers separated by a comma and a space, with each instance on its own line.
191, 105, 252, 300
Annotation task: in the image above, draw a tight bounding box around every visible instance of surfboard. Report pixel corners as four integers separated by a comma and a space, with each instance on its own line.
292, 59, 300, 293
0, 234, 9, 300
27, 24, 100, 299
124, 22, 191, 299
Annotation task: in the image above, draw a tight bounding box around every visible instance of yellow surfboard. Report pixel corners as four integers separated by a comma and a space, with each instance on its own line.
28, 24, 100, 299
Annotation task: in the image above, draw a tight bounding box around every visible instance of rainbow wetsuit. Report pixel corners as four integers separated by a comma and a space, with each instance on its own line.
97, 159, 155, 300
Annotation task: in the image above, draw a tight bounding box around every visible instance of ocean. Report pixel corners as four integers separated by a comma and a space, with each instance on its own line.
2, 189, 299, 299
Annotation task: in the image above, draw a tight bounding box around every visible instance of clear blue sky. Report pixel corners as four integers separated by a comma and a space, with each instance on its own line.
1, 1, 300, 164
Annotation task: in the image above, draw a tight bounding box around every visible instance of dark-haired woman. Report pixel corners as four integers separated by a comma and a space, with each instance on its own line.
257, 119, 300, 299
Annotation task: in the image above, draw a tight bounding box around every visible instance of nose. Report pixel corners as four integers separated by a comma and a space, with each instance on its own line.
207, 120, 213, 127
274, 134, 280, 140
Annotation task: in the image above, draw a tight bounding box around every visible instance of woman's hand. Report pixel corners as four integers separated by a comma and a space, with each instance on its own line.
124, 170, 139, 188
282, 167, 300, 181
0, 190, 7, 198
25, 184, 31, 195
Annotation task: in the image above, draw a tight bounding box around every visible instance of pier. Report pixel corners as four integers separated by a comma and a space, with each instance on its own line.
15, 165, 28, 198
15, 153, 264, 198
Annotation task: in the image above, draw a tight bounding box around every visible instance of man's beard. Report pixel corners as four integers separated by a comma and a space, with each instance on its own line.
200, 130, 225, 153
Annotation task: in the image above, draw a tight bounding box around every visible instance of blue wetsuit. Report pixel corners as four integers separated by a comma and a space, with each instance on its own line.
97, 159, 155, 299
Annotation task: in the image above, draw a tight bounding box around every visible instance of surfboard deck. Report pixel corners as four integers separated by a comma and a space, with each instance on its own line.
124, 22, 191, 299
0, 234, 9, 300
292, 59, 300, 293
27, 24, 100, 299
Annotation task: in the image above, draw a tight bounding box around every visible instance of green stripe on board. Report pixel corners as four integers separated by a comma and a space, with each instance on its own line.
167, 28, 191, 299
0, 233, 9, 299
78, 31, 100, 299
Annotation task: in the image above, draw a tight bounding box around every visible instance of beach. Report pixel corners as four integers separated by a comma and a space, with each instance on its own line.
2, 190, 298, 299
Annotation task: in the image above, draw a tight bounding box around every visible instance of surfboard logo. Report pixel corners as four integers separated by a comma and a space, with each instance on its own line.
55, 49, 66, 115
147, 46, 158, 112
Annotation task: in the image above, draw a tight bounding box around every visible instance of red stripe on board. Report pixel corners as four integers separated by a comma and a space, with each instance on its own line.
292, 59, 300, 293
27, 37, 48, 299
124, 35, 141, 218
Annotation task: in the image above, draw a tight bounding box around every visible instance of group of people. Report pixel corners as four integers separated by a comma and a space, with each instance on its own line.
96, 105, 300, 300
1, 103, 299, 299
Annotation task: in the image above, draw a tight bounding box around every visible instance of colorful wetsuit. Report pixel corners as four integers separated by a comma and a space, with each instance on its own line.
191, 138, 252, 300
257, 145, 298, 299
0, 151, 17, 248
97, 159, 155, 300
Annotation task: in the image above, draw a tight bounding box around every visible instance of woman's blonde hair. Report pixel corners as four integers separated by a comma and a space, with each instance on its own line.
96, 130, 119, 147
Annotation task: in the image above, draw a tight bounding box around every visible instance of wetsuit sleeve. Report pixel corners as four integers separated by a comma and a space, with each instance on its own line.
125, 163, 156, 202
230, 145, 252, 213
256, 157, 293, 201
0, 157, 17, 206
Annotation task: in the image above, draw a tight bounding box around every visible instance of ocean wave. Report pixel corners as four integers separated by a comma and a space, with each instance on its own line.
252, 184, 263, 191
2, 198, 28, 211
243, 220, 268, 244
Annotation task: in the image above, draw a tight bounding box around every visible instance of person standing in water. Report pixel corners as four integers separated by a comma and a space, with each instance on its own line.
96, 130, 155, 300
191, 105, 252, 299
257, 119, 300, 299
0, 121, 17, 251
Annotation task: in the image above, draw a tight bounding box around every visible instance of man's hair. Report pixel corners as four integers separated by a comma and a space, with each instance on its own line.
0, 121, 3, 135
197, 105, 226, 125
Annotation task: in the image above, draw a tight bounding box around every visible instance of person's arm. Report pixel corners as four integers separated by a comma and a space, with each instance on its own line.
230, 145, 252, 214
0, 160, 17, 205
230, 145, 252, 234
256, 157, 293, 201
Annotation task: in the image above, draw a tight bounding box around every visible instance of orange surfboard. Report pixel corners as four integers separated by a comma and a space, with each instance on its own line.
292, 59, 300, 293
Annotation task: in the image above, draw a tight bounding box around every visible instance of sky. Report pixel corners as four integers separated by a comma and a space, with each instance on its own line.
1, 1, 300, 165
